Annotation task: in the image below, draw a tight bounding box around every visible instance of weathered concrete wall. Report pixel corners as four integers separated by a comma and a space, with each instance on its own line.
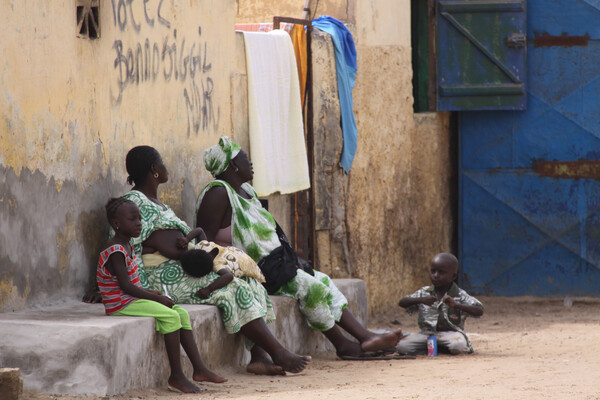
0, 0, 236, 312
237, 0, 455, 314
235, 0, 352, 23
349, 0, 455, 314
404, 112, 455, 293
311, 31, 351, 279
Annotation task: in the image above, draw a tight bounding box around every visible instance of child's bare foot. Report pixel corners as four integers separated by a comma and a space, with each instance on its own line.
272, 350, 311, 374
167, 375, 202, 394
246, 359, 286, 376
360, 329, 403, 353
192, 368, 228, 383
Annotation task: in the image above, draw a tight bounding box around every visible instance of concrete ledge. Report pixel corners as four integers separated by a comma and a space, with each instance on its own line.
0, 279, 367, 396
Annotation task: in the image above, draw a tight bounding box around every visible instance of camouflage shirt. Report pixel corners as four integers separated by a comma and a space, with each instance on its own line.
404, 282, 482, 334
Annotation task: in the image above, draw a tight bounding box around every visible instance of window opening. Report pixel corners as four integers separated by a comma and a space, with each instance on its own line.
77, 0, 100, 39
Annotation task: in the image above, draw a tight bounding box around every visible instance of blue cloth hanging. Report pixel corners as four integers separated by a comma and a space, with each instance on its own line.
312, 15, 357, 174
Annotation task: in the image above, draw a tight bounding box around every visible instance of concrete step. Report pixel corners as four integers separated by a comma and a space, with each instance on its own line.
0, 279, 367, 396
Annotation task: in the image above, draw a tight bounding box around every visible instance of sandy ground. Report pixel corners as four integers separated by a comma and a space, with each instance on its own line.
25, 296, 600, 400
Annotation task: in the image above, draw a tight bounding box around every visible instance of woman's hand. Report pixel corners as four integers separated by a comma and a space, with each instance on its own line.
196, 288, 212, 299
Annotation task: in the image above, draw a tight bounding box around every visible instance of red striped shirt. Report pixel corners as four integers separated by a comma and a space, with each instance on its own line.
97, 244, 142, 314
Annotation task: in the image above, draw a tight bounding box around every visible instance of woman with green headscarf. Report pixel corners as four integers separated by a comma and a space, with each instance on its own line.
196, 136, 403, 360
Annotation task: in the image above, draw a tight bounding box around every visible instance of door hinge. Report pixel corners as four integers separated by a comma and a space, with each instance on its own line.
506, 33, 527, 48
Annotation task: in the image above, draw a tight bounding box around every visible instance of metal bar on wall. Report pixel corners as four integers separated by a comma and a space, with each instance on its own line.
272, 16, 315, 266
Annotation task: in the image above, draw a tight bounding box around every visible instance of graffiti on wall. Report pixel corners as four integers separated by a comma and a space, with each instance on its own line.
110, 0, 219, 135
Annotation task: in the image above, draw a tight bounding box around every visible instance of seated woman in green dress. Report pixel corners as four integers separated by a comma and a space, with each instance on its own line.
121, 145, 310, 375
196, 136, 403, 360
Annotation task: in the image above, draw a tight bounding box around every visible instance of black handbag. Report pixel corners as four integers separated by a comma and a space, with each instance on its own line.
257, 223, 314, 294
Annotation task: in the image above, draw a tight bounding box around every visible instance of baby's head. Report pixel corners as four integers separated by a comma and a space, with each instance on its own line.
180, 248, 220, 278
429, 252, 458, 289
105, 197, 141, 237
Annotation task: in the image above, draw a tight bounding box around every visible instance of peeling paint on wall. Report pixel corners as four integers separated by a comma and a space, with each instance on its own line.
56, 214, 78, 276
0, 276, 30, 311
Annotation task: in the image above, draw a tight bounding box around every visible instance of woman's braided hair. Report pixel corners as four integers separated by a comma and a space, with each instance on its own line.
105, 197, 135, 222
125, 145, 161, 185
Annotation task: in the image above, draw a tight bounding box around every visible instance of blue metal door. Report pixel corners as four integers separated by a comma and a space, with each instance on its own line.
458, 0, 600, 295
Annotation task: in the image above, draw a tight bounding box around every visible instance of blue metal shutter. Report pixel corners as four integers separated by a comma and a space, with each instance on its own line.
436, 0, 527, 110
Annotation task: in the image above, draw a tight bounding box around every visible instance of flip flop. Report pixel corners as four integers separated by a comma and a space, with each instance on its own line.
338, 354, 416, 361
167, 384, 203, 393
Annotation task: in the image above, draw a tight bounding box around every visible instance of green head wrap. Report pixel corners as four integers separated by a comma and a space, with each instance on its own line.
204, 136, 242, 177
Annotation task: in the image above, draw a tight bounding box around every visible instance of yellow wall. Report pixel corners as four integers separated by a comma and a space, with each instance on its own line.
235, 0, 351, 23
0, 0, 236, 311
0, 0, 455, 315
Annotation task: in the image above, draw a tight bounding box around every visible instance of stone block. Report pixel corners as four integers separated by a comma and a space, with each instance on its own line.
0, 368, 23, 400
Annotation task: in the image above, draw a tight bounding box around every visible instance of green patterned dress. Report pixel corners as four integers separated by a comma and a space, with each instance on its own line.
196, 181, 348, 331
123, 190, 275, 334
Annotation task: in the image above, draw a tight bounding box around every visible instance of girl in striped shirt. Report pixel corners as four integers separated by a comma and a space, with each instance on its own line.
97, 197, 227, 393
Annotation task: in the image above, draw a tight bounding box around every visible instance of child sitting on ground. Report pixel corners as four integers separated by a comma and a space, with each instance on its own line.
397, 252, 484, 355
180, 240, 265, 299
97, 197, 226, 393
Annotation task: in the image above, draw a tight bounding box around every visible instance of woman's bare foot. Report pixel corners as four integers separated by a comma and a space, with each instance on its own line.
192, 368, 228, 383
247, 346, 286, 375
247, 360, 286, 376
168, 375, 202, 393
271, 350, 311, 374
247, 345, 285, 375
360, 329, 403, 353
334, 340, 363, 359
